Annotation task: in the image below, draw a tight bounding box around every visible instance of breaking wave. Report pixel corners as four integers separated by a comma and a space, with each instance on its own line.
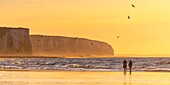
0, 57, 169, 72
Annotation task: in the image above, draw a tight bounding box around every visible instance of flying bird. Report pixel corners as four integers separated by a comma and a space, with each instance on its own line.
131, 4, 135, 8
117, 36, 120, 38
128, 15, 130, 19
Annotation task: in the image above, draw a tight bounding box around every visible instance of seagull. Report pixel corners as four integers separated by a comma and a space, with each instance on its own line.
128, 15, 130, 19
117, 36, 120, 38
131, 4, 135, 8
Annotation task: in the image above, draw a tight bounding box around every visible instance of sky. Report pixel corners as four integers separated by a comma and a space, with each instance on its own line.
1, 0, 170, 56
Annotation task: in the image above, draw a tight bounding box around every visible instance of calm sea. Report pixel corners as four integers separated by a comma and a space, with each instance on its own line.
0, 57, 169, 72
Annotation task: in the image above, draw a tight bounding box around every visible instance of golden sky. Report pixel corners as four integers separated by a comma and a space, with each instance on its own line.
1, 0, 170, 56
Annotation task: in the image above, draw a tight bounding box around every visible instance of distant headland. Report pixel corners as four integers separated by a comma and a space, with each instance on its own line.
0, 27, 114, 57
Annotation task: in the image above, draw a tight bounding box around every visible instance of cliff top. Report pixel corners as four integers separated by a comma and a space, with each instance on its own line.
0, 27, 29, 30
30, 34, 110, 45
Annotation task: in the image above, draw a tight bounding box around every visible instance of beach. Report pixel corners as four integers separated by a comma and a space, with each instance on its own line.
0, 57, 169, 85
0, 71, 169, 85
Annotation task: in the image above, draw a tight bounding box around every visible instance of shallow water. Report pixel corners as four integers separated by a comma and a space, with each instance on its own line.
0, 58, 169, 72
0, 71, 169, 85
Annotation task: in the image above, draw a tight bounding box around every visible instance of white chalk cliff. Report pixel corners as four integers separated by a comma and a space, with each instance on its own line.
0, 27, 32, 55
30, 35, 114, 57
0, 27, 114, 57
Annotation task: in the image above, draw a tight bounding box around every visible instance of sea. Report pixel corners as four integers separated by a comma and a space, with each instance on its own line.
0, 57, 169, 72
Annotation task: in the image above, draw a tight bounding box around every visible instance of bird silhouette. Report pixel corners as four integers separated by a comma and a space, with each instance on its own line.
117, 36, 120, 38
131, 4, 135, 8
128, 15, 130, 19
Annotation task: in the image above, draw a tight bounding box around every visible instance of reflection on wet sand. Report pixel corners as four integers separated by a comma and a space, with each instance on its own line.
0, 71, 169, 85
123, 74, 132, 85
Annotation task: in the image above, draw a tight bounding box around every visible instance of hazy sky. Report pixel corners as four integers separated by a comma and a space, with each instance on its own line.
1, 0, 170, 56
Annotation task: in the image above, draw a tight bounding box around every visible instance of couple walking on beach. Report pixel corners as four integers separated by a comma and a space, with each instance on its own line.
123, 60, 133, 74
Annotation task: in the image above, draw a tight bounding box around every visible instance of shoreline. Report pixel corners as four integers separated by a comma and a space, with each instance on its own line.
0, 57, 169, 73
0, 69, 169, 73
0, 55, 170, 58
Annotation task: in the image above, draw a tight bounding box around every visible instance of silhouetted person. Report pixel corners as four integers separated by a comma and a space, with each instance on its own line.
123, 60, 127, 74
128, 60, 133, 74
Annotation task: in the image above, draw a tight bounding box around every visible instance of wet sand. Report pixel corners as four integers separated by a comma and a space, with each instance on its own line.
0, 71, 169, 85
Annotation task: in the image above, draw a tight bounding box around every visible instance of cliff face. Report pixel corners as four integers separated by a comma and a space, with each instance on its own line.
0, 27, 32, 55
0, 27, 114, 57
30, 35, 114, 57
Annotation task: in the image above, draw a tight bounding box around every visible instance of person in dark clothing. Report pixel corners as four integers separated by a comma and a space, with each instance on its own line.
128, 60, 133, 74
123, 60, 127, 74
